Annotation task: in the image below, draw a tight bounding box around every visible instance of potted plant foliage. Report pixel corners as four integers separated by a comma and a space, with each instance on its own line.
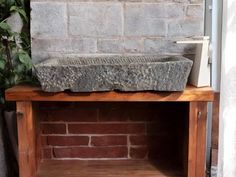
0, 0, 35, 176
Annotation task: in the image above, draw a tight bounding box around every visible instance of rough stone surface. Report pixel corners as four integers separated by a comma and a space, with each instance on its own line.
31, 2, 67, 38
35, 56, 193, 92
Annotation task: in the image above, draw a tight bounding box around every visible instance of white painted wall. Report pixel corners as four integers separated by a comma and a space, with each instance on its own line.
218, 0, 236, 176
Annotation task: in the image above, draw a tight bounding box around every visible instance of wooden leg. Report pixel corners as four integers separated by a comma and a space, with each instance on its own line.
17, 101, 36, 177
188, 102, 207, 177
195, 102, 207, 177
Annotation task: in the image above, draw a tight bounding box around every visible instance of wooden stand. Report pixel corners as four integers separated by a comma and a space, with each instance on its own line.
5, 85, 214, 177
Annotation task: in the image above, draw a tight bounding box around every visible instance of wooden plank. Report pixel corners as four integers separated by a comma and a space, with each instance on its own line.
34, 104, 42, 170
188, 102, 198, 177
6, 84, 214, 102
188, 102, 208, 177
195, 102, 207, 177
37, 160, 183, 177
17, 102, 37, 177
211, 92, 220, 169
212, 92, 220, 149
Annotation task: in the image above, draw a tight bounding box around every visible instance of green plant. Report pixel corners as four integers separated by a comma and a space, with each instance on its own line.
0, 0, 34, 106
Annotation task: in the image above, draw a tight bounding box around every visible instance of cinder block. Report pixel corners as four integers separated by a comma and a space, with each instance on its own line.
168, 19, 203, 37
125, 18, 166, 36
31, 2, 67, 38
187, 5, 204, 17
125, 3, 184, 18
98, 39, 123, 53
32, 38, 96, 53
189, 0, 203, 4
124, 4, 176, 36
68, 3, 122, 36
124, 39, 143, 53
166, 4, 185, 17
144, 39, 195, 54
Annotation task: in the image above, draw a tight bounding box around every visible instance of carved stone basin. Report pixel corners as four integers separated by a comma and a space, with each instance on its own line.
34, 56, 193, 92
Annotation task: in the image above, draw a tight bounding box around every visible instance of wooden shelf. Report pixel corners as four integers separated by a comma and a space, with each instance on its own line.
5, 84, 214, 102
37, 160, 184, 177
6, 84, 214, 177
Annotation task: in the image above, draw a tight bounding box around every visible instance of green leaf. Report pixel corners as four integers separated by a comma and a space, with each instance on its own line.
20, 32, 30, 48
5, 0, 15, 10
18, 51, 32, 69
18, 9, 28, 22
0, 21, 11, 31
18, 51, 29, 64
10, 6, 28, 22
15, 63, 25, 73
0, 59, 6, 70
10, 5, 17, 11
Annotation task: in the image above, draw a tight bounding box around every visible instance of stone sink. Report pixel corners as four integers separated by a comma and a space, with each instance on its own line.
34, 56, 193, 92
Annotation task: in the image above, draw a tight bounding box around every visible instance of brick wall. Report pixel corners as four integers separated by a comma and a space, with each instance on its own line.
31, 0, 204, 63
38, 102, 188, 161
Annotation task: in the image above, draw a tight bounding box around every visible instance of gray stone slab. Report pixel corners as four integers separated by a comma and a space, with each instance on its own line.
35, 56, 193, 92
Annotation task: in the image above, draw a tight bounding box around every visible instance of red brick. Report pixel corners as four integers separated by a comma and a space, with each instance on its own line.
41, 136, 48, 146
43, 109, 98, 122
47, 136, 89, 146
68, 123, 145, 134
41, 124, 66, 134
53, 147, 128, 158
42, 147, 52, 159
130, 147, 148, 159
91, 136, 127, 146
130, 135, 148, 145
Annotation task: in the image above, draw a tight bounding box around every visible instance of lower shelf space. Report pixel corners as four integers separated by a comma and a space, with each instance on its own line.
37, 160, 184, 177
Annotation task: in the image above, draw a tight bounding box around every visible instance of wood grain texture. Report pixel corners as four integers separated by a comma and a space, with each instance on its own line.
17, 102, 37, 177
195, 102, 207, 177
34, 104, 43, 169
37, 160, 183, 177
188, 102, 208, 177
6, 84, 214, 102
212, 92, 220, 149
188, 102, 198, 177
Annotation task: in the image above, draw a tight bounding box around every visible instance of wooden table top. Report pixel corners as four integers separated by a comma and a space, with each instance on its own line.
5, 84, 214, 102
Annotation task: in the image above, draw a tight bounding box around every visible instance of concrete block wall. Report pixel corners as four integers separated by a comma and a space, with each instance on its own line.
31, 0, 204, 63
